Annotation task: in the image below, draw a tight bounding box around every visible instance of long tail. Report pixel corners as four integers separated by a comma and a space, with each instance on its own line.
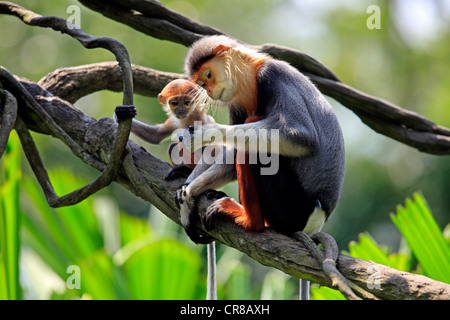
206, 242, 217, 300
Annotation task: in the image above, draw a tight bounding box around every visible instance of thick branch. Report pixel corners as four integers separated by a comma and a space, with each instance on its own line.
79, 0, 209, 46
307, 73, 450, 154
9, 78, 450, 300
38, 62, 185, 104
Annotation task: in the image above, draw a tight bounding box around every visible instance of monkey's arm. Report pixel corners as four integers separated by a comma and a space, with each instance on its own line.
179, 119, 317, 157
131, 117, 175, 144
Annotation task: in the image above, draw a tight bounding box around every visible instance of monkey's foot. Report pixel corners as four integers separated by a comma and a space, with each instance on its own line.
114, 105, 136, 121
204, 197, 265, 232
175, 184, 214, 245
164, 165, 192, 181
174, 184, 190, 209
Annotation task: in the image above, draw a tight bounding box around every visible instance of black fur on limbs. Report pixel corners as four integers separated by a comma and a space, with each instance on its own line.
115, 105, 137, 121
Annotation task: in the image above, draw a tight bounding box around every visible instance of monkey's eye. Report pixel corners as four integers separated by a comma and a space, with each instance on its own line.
197, 81, 205, 88
204, 70, 212, 79
184, 101, 191, 106
171, 101, 179, 106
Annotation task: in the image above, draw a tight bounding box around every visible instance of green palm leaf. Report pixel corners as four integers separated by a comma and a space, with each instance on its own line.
390, 192, 450, 283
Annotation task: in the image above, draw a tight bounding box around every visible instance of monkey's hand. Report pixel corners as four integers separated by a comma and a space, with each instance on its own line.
114, 105, 137, 122
178, 124, 222, 152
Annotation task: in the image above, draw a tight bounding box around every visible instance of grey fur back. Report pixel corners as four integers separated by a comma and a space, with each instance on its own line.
257, 59, 345, 215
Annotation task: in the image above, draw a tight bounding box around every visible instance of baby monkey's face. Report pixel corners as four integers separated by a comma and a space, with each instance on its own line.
157, 79, 200, 119
167, 95, 194, 119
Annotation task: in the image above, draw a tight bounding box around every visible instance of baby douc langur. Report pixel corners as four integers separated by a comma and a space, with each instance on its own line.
129, 79, 228, 300
129, 79, 216, 178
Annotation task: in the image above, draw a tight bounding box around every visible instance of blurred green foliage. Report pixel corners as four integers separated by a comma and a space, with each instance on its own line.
0, 0, 449, 299
0, 132, 22, 300
2, 155, 298, 299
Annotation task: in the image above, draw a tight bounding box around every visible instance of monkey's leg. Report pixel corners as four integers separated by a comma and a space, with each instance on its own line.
204, 148, 265, 232
176, 161, 235, 243
204, 197, 264, 231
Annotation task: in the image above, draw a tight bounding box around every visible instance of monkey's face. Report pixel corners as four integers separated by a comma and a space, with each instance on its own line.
195, 56, 235, 102
167, 95, 193, 119
158, 79, 200, 119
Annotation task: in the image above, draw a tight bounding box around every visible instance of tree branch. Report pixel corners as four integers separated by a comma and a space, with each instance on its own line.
38, 62, 185, 104
0, 88, 17, 158
307, 74, 450, 154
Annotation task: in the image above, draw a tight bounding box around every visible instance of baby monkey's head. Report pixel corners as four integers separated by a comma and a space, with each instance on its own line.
158, 79, 202, 119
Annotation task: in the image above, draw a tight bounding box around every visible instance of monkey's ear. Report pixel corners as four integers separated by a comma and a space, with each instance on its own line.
213, 45, 231, 55
158, 93, 166, 105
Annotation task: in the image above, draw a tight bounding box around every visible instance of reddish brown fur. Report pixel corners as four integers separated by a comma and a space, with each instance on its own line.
211, 116, 265, 231
234, 115, 265, 230
214, 50, 269, 230
191, 47, 270, 117
240, 56, 270, 116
